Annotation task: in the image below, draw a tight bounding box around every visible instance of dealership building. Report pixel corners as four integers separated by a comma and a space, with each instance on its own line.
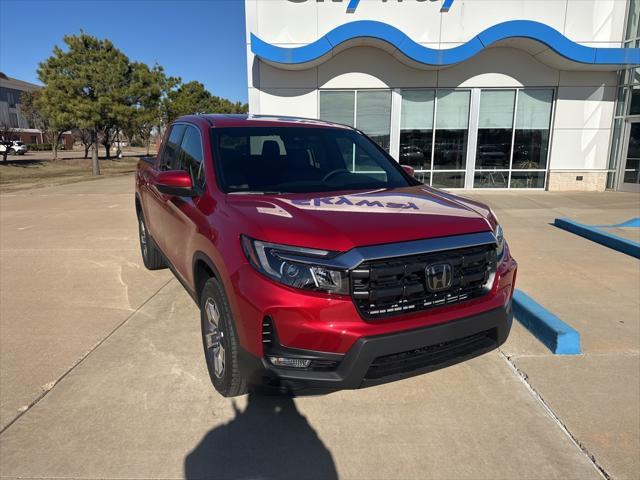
244, 0, 640, 192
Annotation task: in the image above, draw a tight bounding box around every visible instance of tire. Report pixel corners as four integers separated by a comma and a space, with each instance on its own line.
200, 277, 248, 397
137, 213, 166, 270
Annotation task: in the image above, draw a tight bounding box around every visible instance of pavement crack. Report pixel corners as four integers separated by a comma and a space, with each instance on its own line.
0, 278, 175, 436
499, 349, 612, 480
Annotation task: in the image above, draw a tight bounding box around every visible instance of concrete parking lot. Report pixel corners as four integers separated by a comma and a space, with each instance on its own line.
0, 176, 638, 479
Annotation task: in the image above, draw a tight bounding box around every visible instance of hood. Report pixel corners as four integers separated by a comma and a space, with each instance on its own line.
224, 185, 493, 252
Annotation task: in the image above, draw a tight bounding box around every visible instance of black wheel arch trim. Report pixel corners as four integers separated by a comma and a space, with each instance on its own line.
192, 250, 228, 305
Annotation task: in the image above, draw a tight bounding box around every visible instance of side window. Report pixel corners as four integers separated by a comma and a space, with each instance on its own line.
179, 126, 205, 189
159, 125, 186, 171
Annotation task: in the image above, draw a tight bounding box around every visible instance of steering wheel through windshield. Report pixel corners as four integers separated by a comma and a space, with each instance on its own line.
322, 169, 351, 182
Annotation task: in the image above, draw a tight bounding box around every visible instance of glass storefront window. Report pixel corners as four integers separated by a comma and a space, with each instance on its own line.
399, 90, 434, 171
324, 87, 551, 190
319, 90, 391, 152
432, 172, 465, 188
434, 90, 470, 171
623, 122, 640, 184
510, 171, 546, 189
629, 87, 640, 115
476, 90, 515, 170
615, 86, 628, 116
474, 171, 508, 189
356, 91, 391, 152
512, 89, 553, 170
608, 5, 640, 191
319, 91, 354, 127
626, 0, 640, 41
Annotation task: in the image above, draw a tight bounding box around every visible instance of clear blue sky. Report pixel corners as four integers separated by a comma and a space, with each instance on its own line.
0, 0, 249, 103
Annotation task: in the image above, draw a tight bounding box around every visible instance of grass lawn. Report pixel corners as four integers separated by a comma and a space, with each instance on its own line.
0, 157, 140, 192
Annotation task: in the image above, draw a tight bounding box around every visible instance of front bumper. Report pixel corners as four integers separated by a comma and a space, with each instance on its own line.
239, 303, 512, 394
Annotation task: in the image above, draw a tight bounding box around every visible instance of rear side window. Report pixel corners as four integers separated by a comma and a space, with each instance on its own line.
178, 126, 205, 189
159, 125, 186, 171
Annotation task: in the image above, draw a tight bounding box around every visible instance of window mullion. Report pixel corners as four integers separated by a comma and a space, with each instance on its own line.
431, 91, 438, 186
508, 89, 520, 189
353, 91, 358, 171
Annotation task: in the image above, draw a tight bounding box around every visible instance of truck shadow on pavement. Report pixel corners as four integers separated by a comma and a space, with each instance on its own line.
184, 392, 338, 480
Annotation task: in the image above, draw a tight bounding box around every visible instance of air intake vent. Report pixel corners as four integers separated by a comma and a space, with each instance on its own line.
262, 316, 274, 346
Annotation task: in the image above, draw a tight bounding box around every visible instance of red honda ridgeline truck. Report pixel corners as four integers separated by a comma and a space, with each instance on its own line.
135, 115, 517, 397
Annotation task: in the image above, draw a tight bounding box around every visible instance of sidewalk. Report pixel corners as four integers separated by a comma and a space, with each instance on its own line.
467, 190, 640, 479
0, 179, 637, 479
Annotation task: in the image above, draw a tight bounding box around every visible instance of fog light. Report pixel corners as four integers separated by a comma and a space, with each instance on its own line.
268, 356, 311, 368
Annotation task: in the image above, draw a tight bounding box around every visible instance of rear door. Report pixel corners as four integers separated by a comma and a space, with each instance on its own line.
145, 124, 186, 255
161, 124, 207, 280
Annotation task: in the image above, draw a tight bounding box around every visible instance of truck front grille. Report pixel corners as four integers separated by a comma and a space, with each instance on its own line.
351, 243, 497, 319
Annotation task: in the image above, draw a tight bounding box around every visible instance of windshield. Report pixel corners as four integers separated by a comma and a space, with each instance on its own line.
211, 127, 412, 193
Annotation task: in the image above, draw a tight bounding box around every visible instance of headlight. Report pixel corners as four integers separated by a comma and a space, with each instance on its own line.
241, 235, 350, 295
495, 223, 505, 260
488, 208, 505, 261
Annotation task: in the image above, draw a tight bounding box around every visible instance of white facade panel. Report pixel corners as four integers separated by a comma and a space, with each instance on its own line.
549, 128, 613, 170
436, 48, 560, 88
554, 86, 616, 130
558, 70, 618, 87
564, 0, 626, 44
439, 0, 568, 43
318, 47, 438, 89
259, 61, 317, 89
317, 1, 442, 43
254, 0, 318, 44
244, 0, 258, 44
258, 89, 319, 118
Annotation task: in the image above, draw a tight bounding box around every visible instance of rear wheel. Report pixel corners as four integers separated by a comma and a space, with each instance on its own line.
200, 277, 247, 397
137, 213, 166, 270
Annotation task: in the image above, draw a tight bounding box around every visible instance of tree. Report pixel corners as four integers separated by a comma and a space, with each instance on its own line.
99, 126, 119, 159
125, 63, 178, 155
164, 81, 248, 124
0, 123, 18, 162
164, 81, 211, 124
36, 32, 246, 173
37, 33, 134, 175
72, 128, 93, 158
20, 90, 72, 160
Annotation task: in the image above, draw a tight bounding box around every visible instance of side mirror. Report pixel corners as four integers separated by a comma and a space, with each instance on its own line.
155, 170, 197, 197
401, 165, 415, 177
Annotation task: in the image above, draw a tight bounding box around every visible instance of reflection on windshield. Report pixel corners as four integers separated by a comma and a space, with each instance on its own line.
213, 127, 412, 194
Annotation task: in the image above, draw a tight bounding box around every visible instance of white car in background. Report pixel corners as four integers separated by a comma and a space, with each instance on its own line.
0, 141, 27, 155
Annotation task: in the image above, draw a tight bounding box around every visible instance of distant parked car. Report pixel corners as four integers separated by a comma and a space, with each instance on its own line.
11, 141, 27, 155
0, 141, 27, 155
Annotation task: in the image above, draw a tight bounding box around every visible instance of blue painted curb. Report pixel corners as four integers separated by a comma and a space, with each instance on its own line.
599, 217, 640, 228
512, 290, 581, 355
554, 218, 640, 259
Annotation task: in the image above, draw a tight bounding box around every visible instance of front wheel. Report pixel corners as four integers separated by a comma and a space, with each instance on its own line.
200, 277, 248, 397
137, 213, 166, 270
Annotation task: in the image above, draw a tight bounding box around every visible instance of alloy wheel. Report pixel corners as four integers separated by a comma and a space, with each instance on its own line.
204, 297, 225, 378
139, 218, 148, 257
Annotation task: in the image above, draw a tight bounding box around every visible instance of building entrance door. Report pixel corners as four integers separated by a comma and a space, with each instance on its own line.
618, 119, 640, 192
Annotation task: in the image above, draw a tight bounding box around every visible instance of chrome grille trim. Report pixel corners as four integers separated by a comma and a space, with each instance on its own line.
276, 231, 497, 270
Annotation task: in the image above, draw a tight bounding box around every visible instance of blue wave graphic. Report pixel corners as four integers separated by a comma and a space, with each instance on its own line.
251, 20, 640, 67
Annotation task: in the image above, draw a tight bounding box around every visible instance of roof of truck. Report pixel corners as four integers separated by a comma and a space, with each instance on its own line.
175, 114, 354, 130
